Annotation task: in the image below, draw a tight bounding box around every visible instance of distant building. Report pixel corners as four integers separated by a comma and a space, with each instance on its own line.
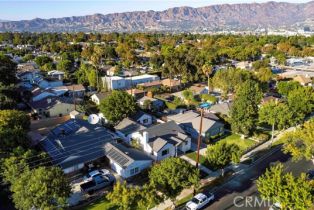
48, 70, 65, 80
102, 74, 159, 90
91, 92, 110, 105
293, 75, 312, 86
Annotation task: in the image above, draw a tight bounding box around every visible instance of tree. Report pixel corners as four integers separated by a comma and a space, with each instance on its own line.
34, 55, 53, 68
107, 181, 138, 210
107, 182, 161, 210
0, 110, 30, 131
57, 59, 72, 77
230, 80, 262, 136
0, 110, 30, 151
256, 67, 273, 83
149, 157, 200, 204
200, 94, 217, 104
287, 87, 314, 123
143, 99, 152, 110
259, 101, 293, 142
11, 166, 71, 210
182, 89, 194, 103
257, 164, 313, 210
277, 81, 301, 96
282, 119, 314, 161
206, 142, 241, 176
99, 90, 137, 124
202, 62, 213, 94
0, 53, 17, 85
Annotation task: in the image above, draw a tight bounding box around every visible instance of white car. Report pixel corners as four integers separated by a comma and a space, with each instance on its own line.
186, 193, 215, 210
83, 169, 110, 182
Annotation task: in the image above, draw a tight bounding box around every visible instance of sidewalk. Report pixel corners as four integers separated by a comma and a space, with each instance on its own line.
150, 188, 194, 210
180, 155, 212, 175
241, 126, 295, 161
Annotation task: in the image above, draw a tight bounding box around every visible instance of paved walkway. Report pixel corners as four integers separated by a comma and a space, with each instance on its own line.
180, 155, 212, 175
151, 188, 194, 210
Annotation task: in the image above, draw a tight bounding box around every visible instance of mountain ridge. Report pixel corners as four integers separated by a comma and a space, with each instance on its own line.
1, 1, 314, 32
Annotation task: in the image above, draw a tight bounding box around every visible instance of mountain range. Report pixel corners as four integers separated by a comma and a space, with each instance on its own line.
1, 1, 314, 32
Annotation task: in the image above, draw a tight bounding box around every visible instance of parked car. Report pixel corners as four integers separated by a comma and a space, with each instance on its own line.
269, 202, 281, 210
83, 169, 110, 182
186, 193, 215, 210
80, 174, 115, 194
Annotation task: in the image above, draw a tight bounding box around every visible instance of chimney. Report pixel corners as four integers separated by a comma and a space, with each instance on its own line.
143, 131, 149, 151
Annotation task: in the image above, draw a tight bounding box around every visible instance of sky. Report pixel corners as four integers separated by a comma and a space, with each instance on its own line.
0, 0, 311, 21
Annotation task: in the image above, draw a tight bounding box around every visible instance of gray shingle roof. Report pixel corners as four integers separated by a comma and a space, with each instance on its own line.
114, 118, 146, 136
149, 137, 168, 152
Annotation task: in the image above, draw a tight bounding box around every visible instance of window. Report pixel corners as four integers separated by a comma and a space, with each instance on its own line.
162, 149, 169, 156
130, 167, 139, 175
143, 118, 148, 124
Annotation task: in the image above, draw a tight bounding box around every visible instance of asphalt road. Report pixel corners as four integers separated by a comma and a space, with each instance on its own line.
180, 147, 314, 210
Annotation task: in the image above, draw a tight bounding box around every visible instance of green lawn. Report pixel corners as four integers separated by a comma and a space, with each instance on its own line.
175, 194, 193, 206
186, 151, 207, 165
218, 134, 256, 151
83, 198, 116, 210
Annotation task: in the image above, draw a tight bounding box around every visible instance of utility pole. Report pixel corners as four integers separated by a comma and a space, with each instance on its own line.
196, 108, 204, 168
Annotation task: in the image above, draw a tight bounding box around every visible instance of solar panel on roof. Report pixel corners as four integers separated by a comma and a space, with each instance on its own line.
107, 148, 129, 167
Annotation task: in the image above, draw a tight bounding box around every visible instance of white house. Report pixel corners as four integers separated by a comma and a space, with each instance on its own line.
114, 118, 146, 142
104, 142, 153, 179
131, 121, 191, 161
91, 92, 109, 105
130, 111, 153, 127
48, 70, 65, 80
102, 74, 160, 90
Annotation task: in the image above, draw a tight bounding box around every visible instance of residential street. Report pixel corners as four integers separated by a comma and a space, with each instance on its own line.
203, 148, 314, 210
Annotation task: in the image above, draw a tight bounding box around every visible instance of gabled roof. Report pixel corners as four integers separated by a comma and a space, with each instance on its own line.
114, 118, 146, 136
93, 92, 110, 101
149, 137, 168, 152
141, 121, 185, 138
130, 110, 152, 122
209, 102, 233, 116
104, 142, 152, 168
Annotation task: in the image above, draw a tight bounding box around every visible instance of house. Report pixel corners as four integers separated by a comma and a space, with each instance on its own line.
130, 111, 153, 126
29, 96, 78, 117
293, 75, 312, 86
161, 79, 181, 90
167, 110, 224, 139
104, 142, 153, 179
66, 84, 86, 97
31, 87, 56, 101
91, 92, 110, 105
102, 74, 160, 90
138, 96, 164, 111
17, 62, 38, 72
261, 96, 281, 105
131, 121, 191, 161
48, 70, 65, 80
16, 70, 41, 83
235, 61, 252, 70
40, 119, 117, 174
114, 118, 146, 142
209, 102, 233, 116
189, 84, 208, 95
34, 77, 64, 89
124, 74, 160, 88
102, 76, 126, 90
126, 89, 146, 99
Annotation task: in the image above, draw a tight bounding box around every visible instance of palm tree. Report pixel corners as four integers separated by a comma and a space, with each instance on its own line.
202, 62, 213, 94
